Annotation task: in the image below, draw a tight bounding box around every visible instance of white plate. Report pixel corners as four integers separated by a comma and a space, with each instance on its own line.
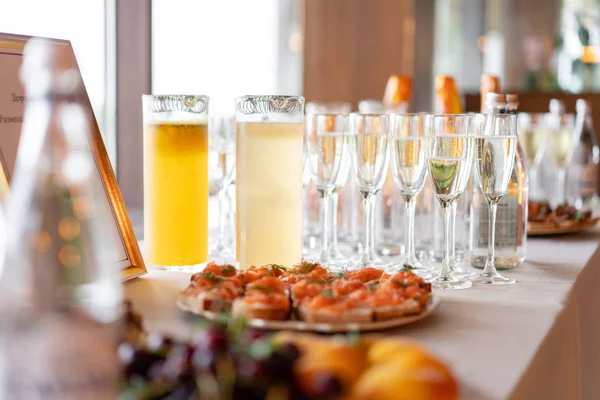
177, 295, 440, 333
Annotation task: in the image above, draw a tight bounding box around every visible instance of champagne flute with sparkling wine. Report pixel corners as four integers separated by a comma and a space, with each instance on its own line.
306, 114, 349, 270
350, 113, 391, 269
471, 114, 518, 284
427, 115, 475, 289
547, 113, 576, 207
389, 113, 433, 277
305, 102, 352, 262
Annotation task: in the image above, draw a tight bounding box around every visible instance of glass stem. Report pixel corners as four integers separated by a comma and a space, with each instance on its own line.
439, 201, 453, 279
217, 185, 228, 249
404, 196, 416, 265
361, 192, 376, 264
319, 189, 331, 260
450, 200, 457, 261
483, 201, 498, 275
226, 184, 235, 249
530, 165, 538, 200
557, 167, 566, 206
330, 191, 340, 250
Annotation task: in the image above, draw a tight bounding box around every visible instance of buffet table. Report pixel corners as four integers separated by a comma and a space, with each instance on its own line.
125, 231, 600, 400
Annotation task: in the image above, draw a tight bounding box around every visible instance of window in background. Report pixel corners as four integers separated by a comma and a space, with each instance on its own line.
0, 0, 107, 136
152, 0, 301, 115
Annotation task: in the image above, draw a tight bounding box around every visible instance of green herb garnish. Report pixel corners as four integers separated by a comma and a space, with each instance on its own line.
268, 264, 287, 272
401, 264, 414, 271
321, 290, 334, 299
306, 278, 329, 285
392, 279, 408, 288
202, 272, 223, 283
248, 285, 276, 293
222, 264, 237, 276
336, 271, 347, 280
366, 281, 379, 292
575, 210, 583, 221
299, 262, 319, 274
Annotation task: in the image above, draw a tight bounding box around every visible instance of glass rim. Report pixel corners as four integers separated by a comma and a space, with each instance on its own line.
235, 95, 304, 102
142, 94, 209, 99
308, 112, 349, 118
349, 112, 390, 117
142, 94, 209, 114
429, 113, 476, 118
235, 95, 304, 116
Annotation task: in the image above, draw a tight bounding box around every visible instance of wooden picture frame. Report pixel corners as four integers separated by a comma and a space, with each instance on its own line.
0, 33, 146, 281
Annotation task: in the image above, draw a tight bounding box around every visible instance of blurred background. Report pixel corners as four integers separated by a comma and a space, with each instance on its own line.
2, 0, 600, 211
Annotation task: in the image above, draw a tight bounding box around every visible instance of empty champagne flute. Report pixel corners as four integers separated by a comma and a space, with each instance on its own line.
350, 113, 390, 269
389, 113, 432, 277
471, 114, 518, 284
427, 115, 475, 289
306, 114, 349, 270
209, 115, 236, 261
547, 113, 576, 206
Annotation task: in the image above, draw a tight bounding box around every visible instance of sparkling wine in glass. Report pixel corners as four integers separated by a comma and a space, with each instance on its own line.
471, 114, 518, 284
547, 114, 576, 206
306, 101, 352, 262
350, 113, 390, 269
306, 114, 349, 270
389, 113, 432, 277
517, 113, 547, 200
427, 115, 475, 289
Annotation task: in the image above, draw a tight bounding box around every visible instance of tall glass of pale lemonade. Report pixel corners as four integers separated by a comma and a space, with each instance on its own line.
142, 95, 209, 269
235, 95, 305, 268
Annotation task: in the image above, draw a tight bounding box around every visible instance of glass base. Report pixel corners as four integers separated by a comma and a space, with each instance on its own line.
431, 275, 472, 290
470, 271, 517, 285
153, 263, 206, 272
378, 244, 402, 257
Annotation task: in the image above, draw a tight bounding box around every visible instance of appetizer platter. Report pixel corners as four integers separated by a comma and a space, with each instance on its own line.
120, 302, 457, 400
178, 262, 438, 333
527, 201, 599, 236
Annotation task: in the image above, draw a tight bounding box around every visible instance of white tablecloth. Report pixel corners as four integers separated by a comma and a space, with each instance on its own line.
124, 230, 600, 400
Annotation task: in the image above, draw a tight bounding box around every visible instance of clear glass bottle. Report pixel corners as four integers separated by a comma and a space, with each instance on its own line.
0, 38, 122, 399
568, 99, 599, 209
470, 93, 528, 269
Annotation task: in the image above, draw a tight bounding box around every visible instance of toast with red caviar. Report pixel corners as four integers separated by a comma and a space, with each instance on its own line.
181, 263, 432, 322
231, 276, 291, 321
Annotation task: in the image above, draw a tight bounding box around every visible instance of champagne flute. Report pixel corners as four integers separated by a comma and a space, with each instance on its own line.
427, 115, 475, 289
547, 113, 576, 206
306, 101, 352, 263
517, 113, 548, 201
209, 114, 236, 261
471, 114, 518, 284
350, 113, 390, 269
389, 113, 432, 277
306, 114, 349, 270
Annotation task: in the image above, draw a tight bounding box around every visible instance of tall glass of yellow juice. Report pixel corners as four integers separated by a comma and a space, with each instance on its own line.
235, 95, 305, 268
142, 95, 209, 268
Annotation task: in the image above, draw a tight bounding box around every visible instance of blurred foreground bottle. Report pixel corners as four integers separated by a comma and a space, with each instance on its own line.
435, 74, 463, 114
470, 93, 528, 269
0, 39, 122, 399
569, 99, 599, 208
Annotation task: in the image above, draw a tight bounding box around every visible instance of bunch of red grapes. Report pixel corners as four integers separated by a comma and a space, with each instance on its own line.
118, 323, 342, 400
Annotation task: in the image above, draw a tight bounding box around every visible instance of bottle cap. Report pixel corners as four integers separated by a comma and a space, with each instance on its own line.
549, 99, 565, 115
383, 75, 412, 105
576, 99, 590, 114
485, 92, 506, 107
506, 94, 518, 104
